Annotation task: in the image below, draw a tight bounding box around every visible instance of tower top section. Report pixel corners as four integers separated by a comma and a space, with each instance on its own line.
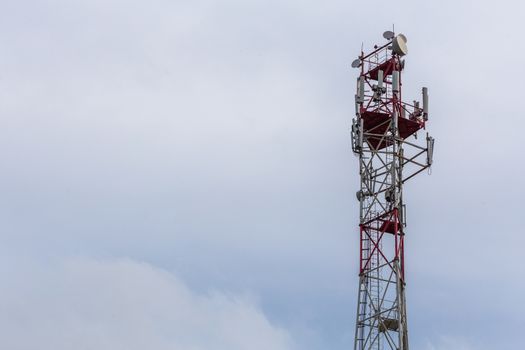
351, 31, 430, 152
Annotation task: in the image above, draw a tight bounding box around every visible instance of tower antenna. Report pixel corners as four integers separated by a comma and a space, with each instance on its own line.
350, 30, 434, 350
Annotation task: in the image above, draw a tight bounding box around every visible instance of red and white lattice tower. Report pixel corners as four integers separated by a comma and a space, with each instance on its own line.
350, 31, 434, 350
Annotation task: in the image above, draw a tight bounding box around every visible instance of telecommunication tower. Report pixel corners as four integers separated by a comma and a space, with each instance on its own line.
350, 31, 434, 350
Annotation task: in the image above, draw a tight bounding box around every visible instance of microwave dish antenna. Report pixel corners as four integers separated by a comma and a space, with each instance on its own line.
392, 34, 408, 56
383, 30, 395, 40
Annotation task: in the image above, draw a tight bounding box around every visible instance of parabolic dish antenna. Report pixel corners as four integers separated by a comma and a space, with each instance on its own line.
392, 34, 408, 56
383, 31, 395, 40
351, 58, 361, 68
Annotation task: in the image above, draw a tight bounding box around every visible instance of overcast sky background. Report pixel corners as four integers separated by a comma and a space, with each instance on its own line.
0, 0, 523, 349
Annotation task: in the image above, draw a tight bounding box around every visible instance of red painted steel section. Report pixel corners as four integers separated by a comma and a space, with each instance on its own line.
368, 58, 399, 81
359, 209, 405, 283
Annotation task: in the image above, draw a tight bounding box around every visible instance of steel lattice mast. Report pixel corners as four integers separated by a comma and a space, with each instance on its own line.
350, 31, 434, 350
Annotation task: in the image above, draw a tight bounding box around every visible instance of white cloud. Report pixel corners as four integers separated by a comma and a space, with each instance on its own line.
0, 258, 295, 350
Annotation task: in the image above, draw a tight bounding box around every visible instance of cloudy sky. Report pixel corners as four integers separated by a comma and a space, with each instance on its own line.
0, 0, 523, 349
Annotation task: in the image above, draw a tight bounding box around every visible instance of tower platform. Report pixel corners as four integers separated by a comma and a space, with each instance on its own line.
361, 110, 422, 150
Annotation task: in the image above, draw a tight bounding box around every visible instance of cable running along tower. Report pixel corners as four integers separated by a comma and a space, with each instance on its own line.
350, 31, 434, 350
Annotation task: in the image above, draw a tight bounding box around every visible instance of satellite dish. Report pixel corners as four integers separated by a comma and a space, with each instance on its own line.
392, 34, 408, 56
351, 58, 361, 68
383, 31, 395, 40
